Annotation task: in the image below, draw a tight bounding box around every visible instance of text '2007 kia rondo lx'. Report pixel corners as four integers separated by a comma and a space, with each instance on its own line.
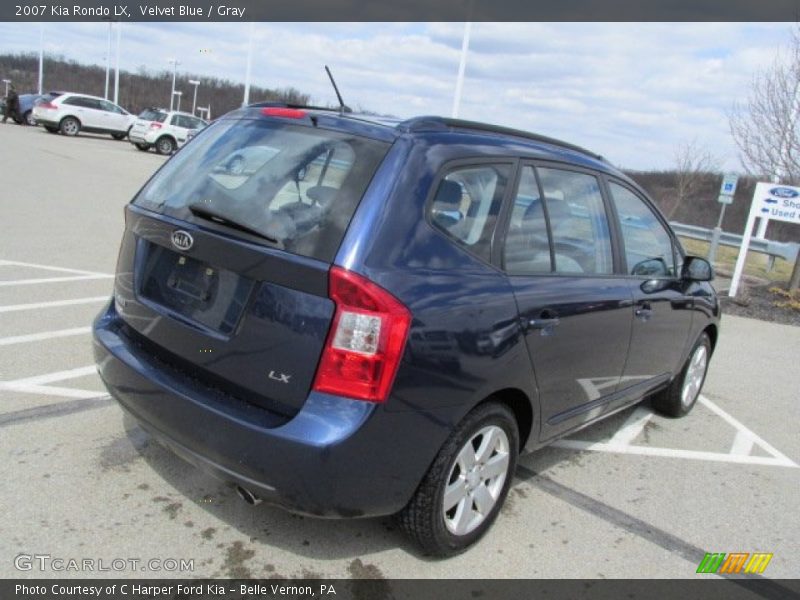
93, 105, 720, 556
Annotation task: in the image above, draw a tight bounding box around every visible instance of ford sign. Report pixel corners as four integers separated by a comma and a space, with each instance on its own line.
171, 230, 194, 251
769, 187, 799, 198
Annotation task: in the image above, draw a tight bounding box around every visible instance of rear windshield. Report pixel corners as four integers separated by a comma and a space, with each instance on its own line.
138, 108, 168, 122
133, 118, 391, 262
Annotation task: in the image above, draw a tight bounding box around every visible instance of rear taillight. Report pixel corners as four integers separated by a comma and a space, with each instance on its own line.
312, 267, 411, 403
39, 102, 56, 110
149, 122, 162, 129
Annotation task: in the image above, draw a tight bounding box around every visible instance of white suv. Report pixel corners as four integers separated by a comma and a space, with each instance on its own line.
129, 108, 208, 155
32, 92, 135, 139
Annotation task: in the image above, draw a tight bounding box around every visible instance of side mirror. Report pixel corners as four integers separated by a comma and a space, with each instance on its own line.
682, 255, 714, 282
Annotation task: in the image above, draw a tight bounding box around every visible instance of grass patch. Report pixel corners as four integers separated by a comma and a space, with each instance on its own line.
679, 237, 793, 283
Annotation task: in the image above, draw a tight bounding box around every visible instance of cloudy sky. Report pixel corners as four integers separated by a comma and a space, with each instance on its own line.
0, 22, 793, 171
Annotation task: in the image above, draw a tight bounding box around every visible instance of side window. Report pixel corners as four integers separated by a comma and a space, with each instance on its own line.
63, 96, 91, 108
503, 166, 551, 274
609, 182, 676, 278
84, 98, 104, 111
170, 114, 182, 127
538, 168, 613, 275
429, 164, 511, 263
99, 100, 118, 113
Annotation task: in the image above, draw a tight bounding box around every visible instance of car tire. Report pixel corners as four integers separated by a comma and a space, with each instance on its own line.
155, 136, 176, 155
398, 401, 519, 557
134, 143, 150, 152
651, 332, 711, 418
59, 116, 80, 136
44, 126, 58, 134
111, 132, 126, 140
24, 110, 36, 126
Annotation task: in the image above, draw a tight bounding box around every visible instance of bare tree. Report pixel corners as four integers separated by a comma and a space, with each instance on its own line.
729, 27, 800, 290
730, 27, 800, 184
668, 138, 719, 219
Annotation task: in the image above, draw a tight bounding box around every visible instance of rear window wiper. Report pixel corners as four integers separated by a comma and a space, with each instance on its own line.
188, 202, 281, 245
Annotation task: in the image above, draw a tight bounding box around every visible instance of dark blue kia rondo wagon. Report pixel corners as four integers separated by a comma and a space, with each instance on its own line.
93, 104, 720, 556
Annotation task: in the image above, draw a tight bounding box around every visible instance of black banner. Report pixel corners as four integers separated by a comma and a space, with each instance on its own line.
2, 579, 800, 600
1, 0, 800, 22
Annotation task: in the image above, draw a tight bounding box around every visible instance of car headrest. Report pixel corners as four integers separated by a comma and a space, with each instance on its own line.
306, 185, 338, 207
433, 180, 463, 209
543, 197, 570, 221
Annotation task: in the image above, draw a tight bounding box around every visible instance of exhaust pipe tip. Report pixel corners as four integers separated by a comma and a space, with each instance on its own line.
235, 484, 263, 506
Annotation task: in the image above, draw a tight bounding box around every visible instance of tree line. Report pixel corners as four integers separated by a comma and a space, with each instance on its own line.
0, 52, 310, 118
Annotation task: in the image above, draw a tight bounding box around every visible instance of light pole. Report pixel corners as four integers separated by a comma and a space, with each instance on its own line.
113, 21, 121, 105
188, 79, 200, 115
37, 24, 44, 94
451, 21, 472, 118
168, 58, 180, 111
104, 21, 111, 99
242, 22, 254, 107
2, 79, 10, 96
173, 90, 183, 113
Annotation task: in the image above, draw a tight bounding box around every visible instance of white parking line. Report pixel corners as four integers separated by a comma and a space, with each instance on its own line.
0, 274, 113, 287
0, 365, 103, 400
552, 439, 797, 467
551, 395, 799, 469
0, 326, 92, 346
0, 296, 108, 313
0, 259, 111, 277
6, 365, 97, 386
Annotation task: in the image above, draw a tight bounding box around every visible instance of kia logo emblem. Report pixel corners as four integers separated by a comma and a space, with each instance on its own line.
769, 187, 799, 198
171, 230, 194, 251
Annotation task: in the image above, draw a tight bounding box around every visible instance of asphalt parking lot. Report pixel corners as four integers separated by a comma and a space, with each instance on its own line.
1, 123, 798, 580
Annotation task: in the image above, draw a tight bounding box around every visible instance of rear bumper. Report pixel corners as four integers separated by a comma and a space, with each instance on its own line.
93, 300, 451, 518
128, 131, 153, 144
33, 116, 57, 127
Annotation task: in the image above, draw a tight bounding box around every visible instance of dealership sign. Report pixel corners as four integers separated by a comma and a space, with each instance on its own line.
729, 182, 800, 297
755, 182, 800, 225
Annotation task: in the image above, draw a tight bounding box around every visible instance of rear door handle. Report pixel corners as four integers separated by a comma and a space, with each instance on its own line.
527, 309, 560, 331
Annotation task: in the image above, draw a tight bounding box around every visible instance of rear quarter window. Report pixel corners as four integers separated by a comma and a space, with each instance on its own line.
427, 163, 511, 263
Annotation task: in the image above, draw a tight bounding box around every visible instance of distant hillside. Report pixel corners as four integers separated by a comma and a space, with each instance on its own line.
626, 171, 796, 244
0, 52, 310, 118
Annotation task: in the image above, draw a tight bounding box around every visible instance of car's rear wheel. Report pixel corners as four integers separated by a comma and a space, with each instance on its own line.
651, 332, 711, 417
111, 132, 126, 140
399, 402, 518, 557
24, 110, 36, 126
134, 143, 150, 152
155, 136, 176, 155
59, 116, 80, 136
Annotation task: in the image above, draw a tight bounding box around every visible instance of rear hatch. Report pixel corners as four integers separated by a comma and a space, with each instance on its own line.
130, 108, 168, 139
114, 113, 391, 417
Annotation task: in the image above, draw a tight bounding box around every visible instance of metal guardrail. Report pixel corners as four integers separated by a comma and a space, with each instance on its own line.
670, 221, 799, 263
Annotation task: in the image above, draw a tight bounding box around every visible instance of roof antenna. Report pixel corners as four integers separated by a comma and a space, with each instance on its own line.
325, 65, 352, 114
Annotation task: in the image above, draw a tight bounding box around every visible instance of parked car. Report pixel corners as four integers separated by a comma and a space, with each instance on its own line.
32, 92, 135, 138
93, 105, 719, 557
128, 108, 208, 154
0, 92, 62, 125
